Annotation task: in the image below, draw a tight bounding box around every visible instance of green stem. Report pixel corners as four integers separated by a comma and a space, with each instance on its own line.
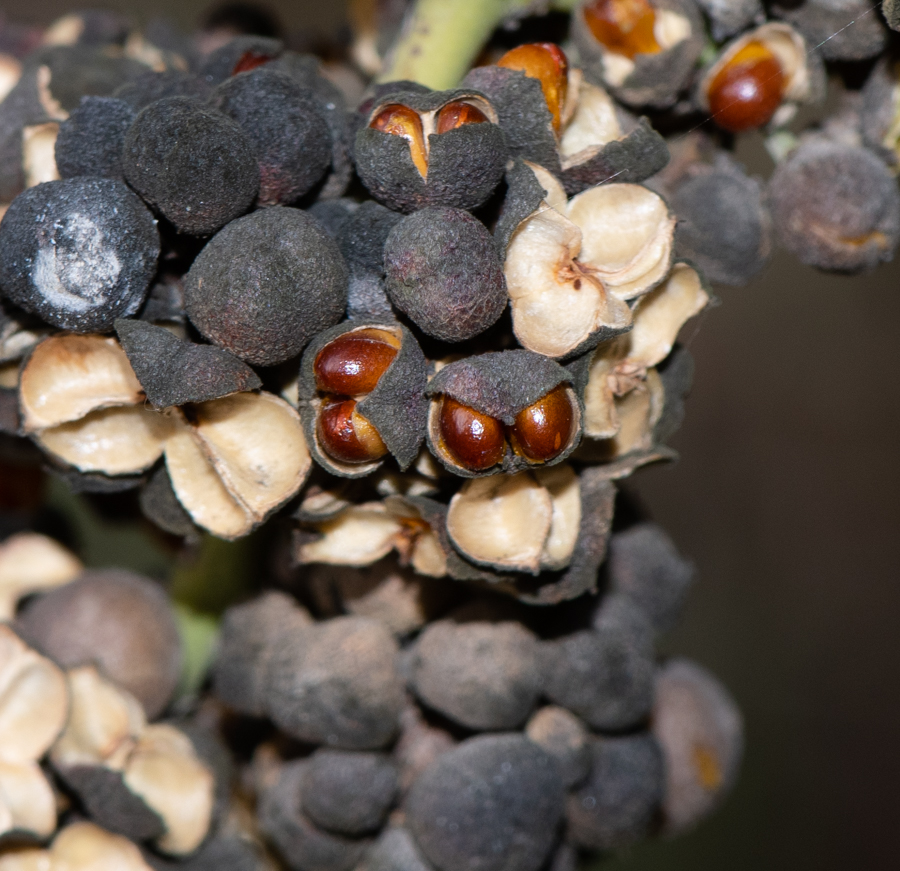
379, 0, 578, 90
170, 532, 258, 615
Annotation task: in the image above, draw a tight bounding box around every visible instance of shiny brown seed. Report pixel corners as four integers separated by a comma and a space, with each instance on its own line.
497, 43, 569, 132
435, 101, 489, 134
438, 396, 505, 471
707, 41, 785, 133
583, 0, 661, 60
509, 385, 574, 463
370, 104, 429, 177
314, 330, 400, 397
318, 397, 388, 464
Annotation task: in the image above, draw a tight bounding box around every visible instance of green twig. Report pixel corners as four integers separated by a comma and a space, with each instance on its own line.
169, 532, 259, 615
379, 0, 579, 90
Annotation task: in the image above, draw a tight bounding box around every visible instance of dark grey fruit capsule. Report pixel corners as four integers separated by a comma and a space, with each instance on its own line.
607, 522, 694, 636
184, 207, 348, 366
259, 760, 368, 871
393, 703, 456, 794
54, 764, 164, 842
139, 465, 197, 539
566, 733, 665, 851
426, 350, 582, 477
406, 734, 565, 871
28, 44, 150, 114
543, 594, 655, 731
772, 0, 886, 62
0, 178, 159, 332
210, 68, 332, 206
298, 321, 427, 477
461, 65, 668, 196
337, 201, 403, 321
123, 96, 259, 235
409, 619, 544, 730
860, 59, 900, 167
354, 87, 508, 214
197, 36, 284, 87
44, 8, 130, 46
213, 591, 313, 717
115, 319, 261, 409
0, 44, 145, 202
54, 96, 136, 180
384, 207, 506, 342
145, 835, 267, 871
265, 616, 404, 749
309, 198, 358, 239
301, 749, 399, 836
671, 155, 772, 286
887, 0, 900, 32
113, 70, 212, 111
267, 50, 354, 201
653, 658, 744, 835
769, 140, 900, 272
17, 569, 181, 718
695, 0, 764, 41
358, 827, 433, 871
337, 200, 403, 277
525, 706, 592, 789
572, 0, 705, 110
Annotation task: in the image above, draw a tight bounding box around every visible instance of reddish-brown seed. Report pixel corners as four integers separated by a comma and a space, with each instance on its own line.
232, 51, 276, 75
438, 397, 506, 471
583, 0, 661, 60
435, 101, 489, 134
318, 397, 388, 464
370, 104, 429, 177
314, 330, 400, 396
497, 43, 569, 132
707, 41, 785, 133
510, 385, 575, 463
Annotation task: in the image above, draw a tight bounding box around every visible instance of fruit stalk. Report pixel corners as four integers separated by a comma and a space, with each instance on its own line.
379, 0, 577, 88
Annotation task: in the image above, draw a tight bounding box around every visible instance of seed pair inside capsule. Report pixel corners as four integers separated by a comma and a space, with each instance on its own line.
369, 101, 489, 178
314, 330, 399, 464
438, 385, 576, 472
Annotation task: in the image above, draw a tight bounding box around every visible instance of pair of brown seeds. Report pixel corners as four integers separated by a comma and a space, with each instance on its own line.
313, 331, 574, 471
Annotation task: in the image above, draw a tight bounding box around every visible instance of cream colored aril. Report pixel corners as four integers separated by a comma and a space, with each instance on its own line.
0, 821, 155, 871
0, 626, 69, 839
17, 333, 311, 539
297, 497, 448, 578
504, 166, 675, 358
583, 262, 709, 439
0, 533, 82, 621
446, 464, 581, 574
50, 667, 214, 857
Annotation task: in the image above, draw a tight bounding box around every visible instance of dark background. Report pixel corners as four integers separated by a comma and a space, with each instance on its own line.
8, 1, 900, 867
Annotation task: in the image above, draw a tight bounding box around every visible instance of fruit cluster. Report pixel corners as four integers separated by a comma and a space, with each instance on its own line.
4, 0, 897, 867
0, 523, 741, 871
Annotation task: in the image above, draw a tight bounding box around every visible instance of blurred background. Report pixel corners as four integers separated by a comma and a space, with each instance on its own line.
4, 0, 900, 868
